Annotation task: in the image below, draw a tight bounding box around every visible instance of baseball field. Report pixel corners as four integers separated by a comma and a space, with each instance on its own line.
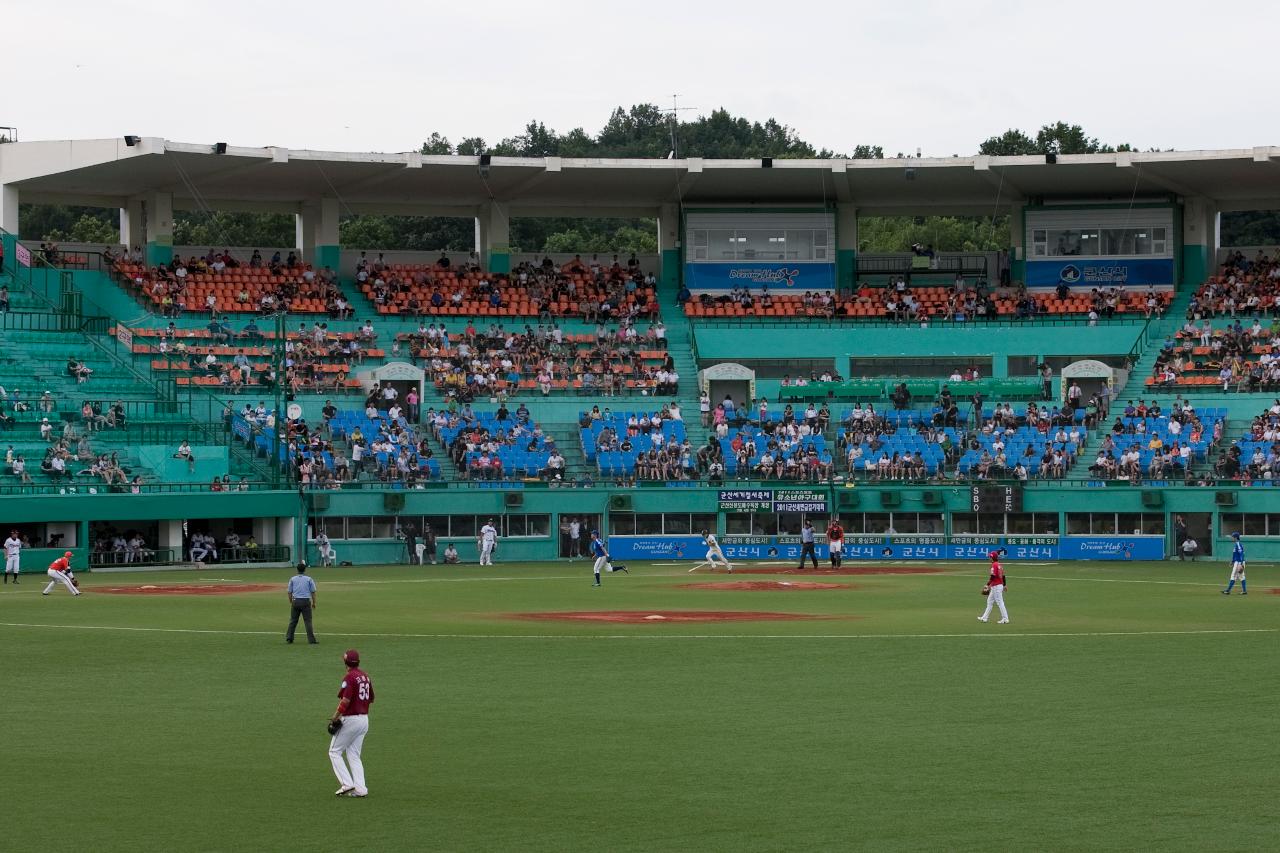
4, 558, 1275, 853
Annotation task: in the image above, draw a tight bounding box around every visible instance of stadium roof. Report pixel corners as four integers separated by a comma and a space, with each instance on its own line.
2, 138, 1279, 217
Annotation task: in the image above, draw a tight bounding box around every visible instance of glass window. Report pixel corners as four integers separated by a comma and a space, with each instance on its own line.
951, 513, 978, 535
451, 516, 476, 538
1243, 514, 1267, 537
752, 513, 780, 536
504, 515, 526, 537
371, 516, 397, 538
917, 513, 944, 534
1268, 514, 1280, 536
1117, 513, 1144, 536
526, 515, 550, 537
635, 514, 663, 535
346, 517, 372, 539
1220, 514, 1243, 537
1048, 229, 1099, 256
1092, 513, 1117, 535
664, 514, 692, 535
608, 513, 636, 536
864, 513, 892, 534
776, 512, 804, 536
978, 513, 1005, 535
892, 513, 920, 534
1006, 513, 1034, 534
1066, 513, 1090, 535
1139, 514, 1165, 535
1035, 513, 1060, 534
692, 513, 718, 534
725, 513, 753, 535
423, 515, 449, 536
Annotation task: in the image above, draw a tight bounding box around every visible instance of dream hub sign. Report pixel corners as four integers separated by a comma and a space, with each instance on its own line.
685, 262, 836, 292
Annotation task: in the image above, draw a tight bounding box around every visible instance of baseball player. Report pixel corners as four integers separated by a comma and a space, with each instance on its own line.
316, 531, 337, 567
691, 529, 733, 573
329, 649, 374, 798
978, 551, 1008, 624
589, 530, 628, 587
4, 529, 21, 584
825, 517, 845, 568
42, 551, 81, 597
1222, 532, 1247, 595
477, 519, 498, 566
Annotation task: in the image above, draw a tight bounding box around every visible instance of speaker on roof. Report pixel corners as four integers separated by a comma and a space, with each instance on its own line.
308, 493, 330, 512
921, 490, 942, 506
383, 492, 405, 512
1045, 152, 1057, 164
837, 490, 859, 508
214, 142, 228, 154
479, 153, 492, 166
880, 491, 901, 507
609, 494, 632, 511
1214, 491, 1237, 506
1141, 490, 1163, 508
123, 135, 139, 147
504, 491, 524, 508
761, 157, 773, 168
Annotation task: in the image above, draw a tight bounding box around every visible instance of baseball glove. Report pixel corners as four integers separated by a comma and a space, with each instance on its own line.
327, 719, 343, 736
981, 585, 991, 596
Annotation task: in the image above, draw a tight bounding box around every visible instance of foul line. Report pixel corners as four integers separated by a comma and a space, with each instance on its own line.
0, 621, 1273, 642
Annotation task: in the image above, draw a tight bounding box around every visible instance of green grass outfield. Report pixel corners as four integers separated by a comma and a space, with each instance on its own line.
3, 558, 1276, 853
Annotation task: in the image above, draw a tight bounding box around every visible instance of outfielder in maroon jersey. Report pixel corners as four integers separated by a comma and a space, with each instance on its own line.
329, 649, 374, 797
978, 551, 1010, 624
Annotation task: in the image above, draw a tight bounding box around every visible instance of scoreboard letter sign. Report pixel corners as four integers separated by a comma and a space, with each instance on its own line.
970, 485, 1022, 512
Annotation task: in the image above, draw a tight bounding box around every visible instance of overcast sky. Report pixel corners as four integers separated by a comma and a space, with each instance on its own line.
4, 0, 1274, 157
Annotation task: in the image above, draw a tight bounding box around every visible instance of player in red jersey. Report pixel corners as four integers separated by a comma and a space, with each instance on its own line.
329, 649, 374, 797
978, 550, 1009, 624
42, 551, 81, 597
826, 519, 845, 568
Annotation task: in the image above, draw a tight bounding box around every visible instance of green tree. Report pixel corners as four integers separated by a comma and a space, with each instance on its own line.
980, 123, 1132, 156
420, 133, 453, 155
339, 216, 396, 249
851, 145, 884, 159
978, 129, 1039, 155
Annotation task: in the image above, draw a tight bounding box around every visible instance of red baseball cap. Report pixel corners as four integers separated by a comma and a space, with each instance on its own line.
343, 649, 360, 666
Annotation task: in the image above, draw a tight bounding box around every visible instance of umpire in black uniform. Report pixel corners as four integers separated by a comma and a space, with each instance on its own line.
285, 561, 318, 644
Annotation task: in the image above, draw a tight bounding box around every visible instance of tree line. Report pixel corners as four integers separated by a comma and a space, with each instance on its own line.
15, 111, 1278, 253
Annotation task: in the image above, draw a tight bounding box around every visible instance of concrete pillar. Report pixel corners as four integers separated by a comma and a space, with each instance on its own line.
658, 203, 681, 293
1010, 207, 1026, 285
144, 191, 174, 266
297, 197, 340, 272
475, 201, 510, 274
0, 184, 18, 237
835, 203, 857, 291
1181, 197, 1219, 289
119, 199, 144, 252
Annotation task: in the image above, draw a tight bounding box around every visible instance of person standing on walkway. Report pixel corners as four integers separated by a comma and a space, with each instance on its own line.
329, 649, 374, 798
285, 562, 318, 644
4, 529, 21, 584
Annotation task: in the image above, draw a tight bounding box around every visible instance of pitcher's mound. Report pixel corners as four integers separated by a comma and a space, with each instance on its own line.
510, 610, 828, 623
97, 583, 278, 596
680, 581, 851, 591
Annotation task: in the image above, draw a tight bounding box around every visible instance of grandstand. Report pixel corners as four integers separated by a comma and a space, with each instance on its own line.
0, 138, 1279, 567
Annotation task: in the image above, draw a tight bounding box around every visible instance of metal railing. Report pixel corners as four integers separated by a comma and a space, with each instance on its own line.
0, 480, 276, 496
687, 314, 1151, 330
856, 254, 990, 278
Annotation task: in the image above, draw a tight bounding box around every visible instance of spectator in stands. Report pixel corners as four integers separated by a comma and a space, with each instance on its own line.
174, 440, 197, 473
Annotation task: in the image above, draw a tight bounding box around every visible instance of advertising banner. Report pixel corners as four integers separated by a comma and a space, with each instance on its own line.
1025, 258, 1174, 288
717, 488, 829, 513
685, 262, 836, 292
15, 243, 31, 267
605, 534, 1162, 561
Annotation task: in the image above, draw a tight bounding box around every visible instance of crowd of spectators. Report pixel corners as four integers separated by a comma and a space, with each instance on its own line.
1153, 318, 1280, 390
1189, 251, 1280, 317
431, 403, 562, 481
409, 319, 674, 401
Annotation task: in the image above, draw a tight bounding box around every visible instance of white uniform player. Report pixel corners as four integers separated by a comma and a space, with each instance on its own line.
4, 531, 21, 584
316, 531, 337, 567
478, 520, 498, 566
698, 529, 733, 572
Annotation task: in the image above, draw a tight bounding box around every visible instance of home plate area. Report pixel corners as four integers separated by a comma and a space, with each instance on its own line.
509, 611, 831, 623
679, 581, 852, 591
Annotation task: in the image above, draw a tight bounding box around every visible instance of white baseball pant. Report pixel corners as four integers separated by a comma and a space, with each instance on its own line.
1230, 562, 1246, 581
980, 583, 1007, 621
707, 547, 732, 569
593, 555, 611, 574
328, 714, 369, 795
43, 569, 79, 595
5, 555, 18, 574
479, 542, 494, 565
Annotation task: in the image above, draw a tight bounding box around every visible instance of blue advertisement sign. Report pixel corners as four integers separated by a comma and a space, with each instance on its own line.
684, 262, 836, 292
1025, 258, 1174, 288
1058, 537, 1165, 561
607, 535, 1163, 561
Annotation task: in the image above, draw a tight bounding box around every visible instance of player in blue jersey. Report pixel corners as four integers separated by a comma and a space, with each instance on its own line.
1222, 532, 1247, 595
589, 530, 627, 587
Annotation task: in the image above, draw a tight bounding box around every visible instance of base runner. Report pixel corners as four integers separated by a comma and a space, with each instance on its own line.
690, 529, 733, 573
42, 551, 81, 597
977, 551, 1008, 624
